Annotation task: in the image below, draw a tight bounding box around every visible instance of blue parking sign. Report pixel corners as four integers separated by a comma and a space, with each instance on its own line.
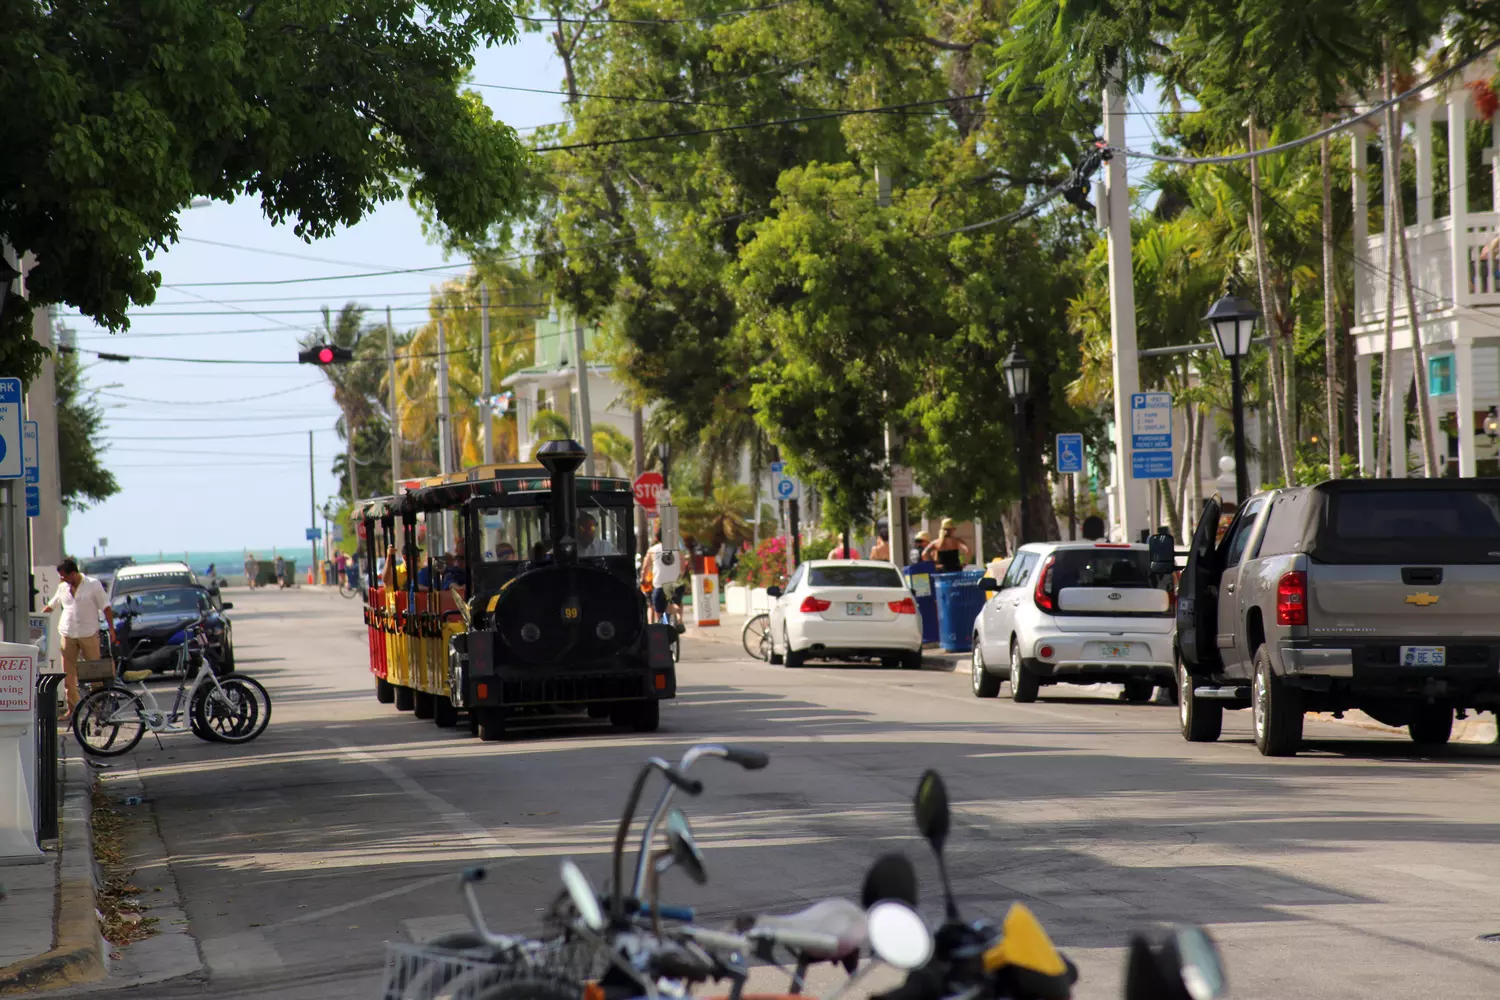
1056, 433, 1084, 474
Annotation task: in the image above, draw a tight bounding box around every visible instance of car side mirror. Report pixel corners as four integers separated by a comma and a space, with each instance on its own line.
1147, 533, 1176, 578
766, 586, 783, 599
980, 577, 1000, 592
220, 602, 234, 610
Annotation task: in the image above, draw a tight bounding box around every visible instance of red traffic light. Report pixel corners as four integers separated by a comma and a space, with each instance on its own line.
298, 344, 353, 365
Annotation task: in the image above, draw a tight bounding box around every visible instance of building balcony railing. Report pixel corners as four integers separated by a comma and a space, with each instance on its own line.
1357, 211, 1500, 329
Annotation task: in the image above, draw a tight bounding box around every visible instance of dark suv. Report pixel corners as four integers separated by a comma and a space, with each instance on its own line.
1176, 479, 1500, 756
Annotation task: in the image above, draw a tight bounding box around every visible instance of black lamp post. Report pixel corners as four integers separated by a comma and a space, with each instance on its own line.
1003, 346, 1033, 545
1203, 293, 1260, 506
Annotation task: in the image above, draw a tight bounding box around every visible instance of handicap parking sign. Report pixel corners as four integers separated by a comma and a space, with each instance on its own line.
1056, 433, 1084, 474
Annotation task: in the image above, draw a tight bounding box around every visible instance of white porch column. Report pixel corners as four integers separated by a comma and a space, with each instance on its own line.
1352, 126, 1370, 318
1356, 354, 1376, 475
1390, 353, 1410, 478
1492, 116, 1500, 210
1456, 337, 1477, 477
1449, 88, 1471, 309
1414, 104, 1436, 225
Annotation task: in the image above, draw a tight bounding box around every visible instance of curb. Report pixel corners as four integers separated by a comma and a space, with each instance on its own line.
0, 755, 108, 995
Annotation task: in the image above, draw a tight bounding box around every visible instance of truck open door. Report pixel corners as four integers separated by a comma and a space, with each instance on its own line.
1176, 497, 1222, 671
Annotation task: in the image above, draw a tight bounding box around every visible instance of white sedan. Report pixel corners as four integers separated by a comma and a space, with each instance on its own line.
767, 560, 923, 669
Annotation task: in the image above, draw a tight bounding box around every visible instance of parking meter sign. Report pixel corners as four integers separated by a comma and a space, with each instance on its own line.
1130, 392, 1173, 451
1056, 433, 1084, 474
771, 461, 799, 501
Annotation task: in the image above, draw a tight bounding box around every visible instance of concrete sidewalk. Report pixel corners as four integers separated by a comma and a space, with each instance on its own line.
0, 747, 109, 995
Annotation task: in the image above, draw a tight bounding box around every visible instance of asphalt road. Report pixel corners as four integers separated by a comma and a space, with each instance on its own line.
71, 588, 1500, 1000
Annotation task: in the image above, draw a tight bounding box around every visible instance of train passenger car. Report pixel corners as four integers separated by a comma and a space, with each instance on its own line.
356, 439, 676, 740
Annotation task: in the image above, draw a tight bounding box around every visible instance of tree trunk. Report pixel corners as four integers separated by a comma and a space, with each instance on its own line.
1376, 63, 1400, 478
1321, 128, 1342, 477
1190, 404, 1205, 522
1248, 116, 1297, 486
1394, 165, 1440, 477
345, 406, 360, 506
1172, 394, 1195, 539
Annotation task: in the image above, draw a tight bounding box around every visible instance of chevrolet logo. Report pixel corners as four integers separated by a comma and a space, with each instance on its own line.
1405, 593, 1441, 607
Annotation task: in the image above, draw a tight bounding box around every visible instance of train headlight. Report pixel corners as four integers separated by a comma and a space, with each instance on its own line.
596, 621, 615, 641
521, 623, 541, 643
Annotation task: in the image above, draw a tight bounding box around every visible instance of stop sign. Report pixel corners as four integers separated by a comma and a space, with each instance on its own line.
633, 471, 665, 511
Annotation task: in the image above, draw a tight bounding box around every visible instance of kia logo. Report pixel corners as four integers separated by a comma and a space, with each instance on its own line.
1107, 592, 1122, 600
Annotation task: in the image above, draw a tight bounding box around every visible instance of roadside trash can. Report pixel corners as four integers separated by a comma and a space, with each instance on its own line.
903, 561, 940, 644
933, 570, 988, 653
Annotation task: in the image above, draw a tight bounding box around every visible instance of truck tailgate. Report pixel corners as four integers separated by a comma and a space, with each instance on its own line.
1308, 564, 1500, 639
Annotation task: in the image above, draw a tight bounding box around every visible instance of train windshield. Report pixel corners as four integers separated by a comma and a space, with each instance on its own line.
479, 507, 550, 563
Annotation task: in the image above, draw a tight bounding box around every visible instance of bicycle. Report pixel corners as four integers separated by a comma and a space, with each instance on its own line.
338, 572, 363, 600
72, 621, 272, 757
741, 613, 771, 661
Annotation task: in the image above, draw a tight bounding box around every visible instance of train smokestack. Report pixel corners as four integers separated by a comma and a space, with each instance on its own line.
537, 438, 587, 563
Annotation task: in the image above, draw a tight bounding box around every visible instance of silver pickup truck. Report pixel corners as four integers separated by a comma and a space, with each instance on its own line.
1175, 479, 1500, 756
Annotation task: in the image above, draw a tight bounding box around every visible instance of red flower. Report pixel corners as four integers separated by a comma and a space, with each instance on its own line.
1470, 80, 1499, 122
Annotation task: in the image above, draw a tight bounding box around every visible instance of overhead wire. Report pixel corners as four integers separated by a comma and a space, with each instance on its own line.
514, 1, 796, 25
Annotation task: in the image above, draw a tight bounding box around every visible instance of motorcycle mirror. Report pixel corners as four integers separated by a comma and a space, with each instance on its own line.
913, 770, 950, 853
560, 860, 606, 931
665, 810, 707, 885
1123, 926, 1226, 1000
1170, 926, 1226, 1000
866, 901, 932, 971
861, 852, 919, 909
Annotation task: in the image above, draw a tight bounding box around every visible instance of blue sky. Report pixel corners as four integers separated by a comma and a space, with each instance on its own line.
63, 30, 1165, 558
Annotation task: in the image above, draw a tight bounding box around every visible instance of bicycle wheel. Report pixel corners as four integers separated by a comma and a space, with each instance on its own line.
192, 676, 272, 744
742, 612, 772, 661
72, 688, 147, 757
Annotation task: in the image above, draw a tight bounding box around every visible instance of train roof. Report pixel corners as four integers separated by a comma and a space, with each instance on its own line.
354, 463, 632, 518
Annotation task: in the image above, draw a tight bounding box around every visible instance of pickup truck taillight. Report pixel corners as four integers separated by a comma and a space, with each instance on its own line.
1276, 571, 1308, 626
1033, 555, 1057, 613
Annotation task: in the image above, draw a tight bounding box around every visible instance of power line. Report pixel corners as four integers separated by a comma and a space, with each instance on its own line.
1111, 40, 1500, 166
108, 446, 313, 458
105, 429, 336, 440
115, 302, 545, 318
103, 413, 337, 422
180, 237, 412, 271
514, 1, 795, 25
98, 384, 324, 405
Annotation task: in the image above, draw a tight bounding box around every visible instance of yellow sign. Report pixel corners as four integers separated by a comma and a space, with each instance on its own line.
563, 606, 580, 619
1405, 592, 1440, 607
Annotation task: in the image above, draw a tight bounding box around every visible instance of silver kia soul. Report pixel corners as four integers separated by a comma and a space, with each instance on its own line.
969, 542, 1175, 703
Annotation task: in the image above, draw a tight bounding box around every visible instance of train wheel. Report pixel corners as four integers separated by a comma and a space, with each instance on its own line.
375, 677, 395, 704
433, 696, 459, 728
477, 707, 509, 742
394, 685, 415, 711
587, 704, 611, 719
612, 700, 660, 733
413, 690, 435, 720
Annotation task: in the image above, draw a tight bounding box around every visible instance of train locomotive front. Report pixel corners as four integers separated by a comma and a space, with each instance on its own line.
358, 438, 677, 741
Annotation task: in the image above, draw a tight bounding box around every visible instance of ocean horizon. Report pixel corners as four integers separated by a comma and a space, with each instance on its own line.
117, 547, 320, 575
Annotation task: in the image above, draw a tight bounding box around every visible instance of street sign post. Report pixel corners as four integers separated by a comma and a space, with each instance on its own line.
1056, 433, 1084, 474
1130, 392, 1174, 480
0, 378, 21, 480
632, 470, 665, 512
22, 421, 37, 517
770, 461, 799, 501
305, 527, 322, 541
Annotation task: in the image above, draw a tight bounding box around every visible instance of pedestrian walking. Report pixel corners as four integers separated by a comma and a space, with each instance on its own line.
922, 518, 970, 572
274, 554, 288, 589
41, 559, 118, 719
244, 553, 259, 589
640, 529, 683, 627
869, 527, 891, 562
829, 536, 859, 559
909, 530, 931, 564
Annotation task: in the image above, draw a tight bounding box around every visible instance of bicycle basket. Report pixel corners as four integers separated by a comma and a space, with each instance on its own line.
75, 658, 117, 684
380, 942, 581, 1000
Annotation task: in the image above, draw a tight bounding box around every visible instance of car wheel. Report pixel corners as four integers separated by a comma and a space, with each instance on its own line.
1121, 679, 1154, 703
1253, 646, 1303, 757
900, 650, 922, 671
220, 635, 235, 673
1008, 640, 1039, 703
971, 643, 1000, 698
477, 707, 508, 742
784, 630, 806, 669
768, 627, 784, 666
1178, 656, 1222, 743
1408, 706, 1453, 747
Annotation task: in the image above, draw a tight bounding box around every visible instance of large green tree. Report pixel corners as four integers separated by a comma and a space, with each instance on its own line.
0, 0, 528, 384
55, 348, 118, 510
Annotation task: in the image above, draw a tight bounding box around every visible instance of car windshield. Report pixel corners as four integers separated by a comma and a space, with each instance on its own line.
117, 588, 204, 614
83, 557, 134, 574
117, 573, 193, 589
1045, 550, 1152, 592
808, 565, 905, 588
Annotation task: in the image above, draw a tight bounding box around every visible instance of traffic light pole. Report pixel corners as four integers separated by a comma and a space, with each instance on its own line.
480, 283, 493, 466
308, 431, 318, 584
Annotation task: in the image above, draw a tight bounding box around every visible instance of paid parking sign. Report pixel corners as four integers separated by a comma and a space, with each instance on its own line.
0, 378, 22, 480
1056, 433, 1084, 474
770, 461, 799, 501
1130, 392, 1173, 450
22, 421, 37, 517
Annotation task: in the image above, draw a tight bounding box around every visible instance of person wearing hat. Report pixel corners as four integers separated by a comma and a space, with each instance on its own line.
922, 518, 971, 572
908, 530, 931, 564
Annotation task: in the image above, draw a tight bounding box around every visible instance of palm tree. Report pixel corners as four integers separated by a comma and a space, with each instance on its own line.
592, 424, 633, 476
302, 304, 380, 504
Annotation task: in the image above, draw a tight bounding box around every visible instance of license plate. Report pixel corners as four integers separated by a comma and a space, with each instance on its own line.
1101, 642, 1132, 659
1401, 645, 1446, 667
846, 602, 873, 617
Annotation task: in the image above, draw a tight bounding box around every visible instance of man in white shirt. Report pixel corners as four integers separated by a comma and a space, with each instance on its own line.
640, 530, 682, 624
577, 512, 620, 557
41, 558, 118, 716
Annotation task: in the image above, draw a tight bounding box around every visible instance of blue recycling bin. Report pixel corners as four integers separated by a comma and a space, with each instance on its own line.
933, 570, 989, 653
902, 561, 941, 644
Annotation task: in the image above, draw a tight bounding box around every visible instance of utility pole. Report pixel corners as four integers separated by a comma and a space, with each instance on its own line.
1104, 69, 1147, 543
436, 318, 454, 552
480, 281, 493, 466
386, 306, 400, 492
308, 431, 318, 584
632, 406, 647, 554
27, 305, 61, 565
573, 314, 595, 475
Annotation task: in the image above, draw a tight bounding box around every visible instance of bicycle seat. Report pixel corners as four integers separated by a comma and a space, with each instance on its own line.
749, 898, 867, 960
122, 669, 153, 683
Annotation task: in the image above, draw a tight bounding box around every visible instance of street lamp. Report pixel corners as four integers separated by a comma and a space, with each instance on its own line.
1204, 292, 1259, 505
1003, 346, 1033, 544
